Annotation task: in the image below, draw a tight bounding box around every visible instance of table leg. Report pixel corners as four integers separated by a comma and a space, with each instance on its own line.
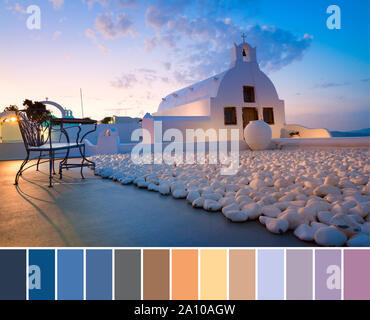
49, 150, 54, 188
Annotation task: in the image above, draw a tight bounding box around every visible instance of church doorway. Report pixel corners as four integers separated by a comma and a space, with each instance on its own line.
242, 107, 258, 128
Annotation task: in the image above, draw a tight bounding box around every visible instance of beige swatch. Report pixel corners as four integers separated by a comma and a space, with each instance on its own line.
229, 250, 255, 300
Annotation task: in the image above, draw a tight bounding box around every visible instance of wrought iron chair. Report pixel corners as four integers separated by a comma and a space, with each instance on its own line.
15, 109, 86, 187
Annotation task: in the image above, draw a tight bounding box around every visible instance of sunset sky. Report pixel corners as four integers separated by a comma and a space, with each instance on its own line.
0, 0, 369, 130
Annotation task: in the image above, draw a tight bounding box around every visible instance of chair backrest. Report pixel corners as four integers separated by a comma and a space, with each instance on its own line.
16, 110, 51, 149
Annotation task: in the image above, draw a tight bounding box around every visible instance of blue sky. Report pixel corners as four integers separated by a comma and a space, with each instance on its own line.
0, 0, 369, 130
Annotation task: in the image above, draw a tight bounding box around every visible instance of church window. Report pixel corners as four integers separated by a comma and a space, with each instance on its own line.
263, 107, 275, 125
224, 107, 237, 125
243, 86, 255, 103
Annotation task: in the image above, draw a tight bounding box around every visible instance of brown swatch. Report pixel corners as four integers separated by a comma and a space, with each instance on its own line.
229, 250, 255, 300
143, 250, 169, 300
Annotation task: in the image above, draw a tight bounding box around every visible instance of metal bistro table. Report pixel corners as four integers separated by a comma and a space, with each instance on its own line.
51, 117, 97, 179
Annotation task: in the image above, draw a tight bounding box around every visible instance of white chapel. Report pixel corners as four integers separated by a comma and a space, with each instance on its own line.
144, 37, 330, 144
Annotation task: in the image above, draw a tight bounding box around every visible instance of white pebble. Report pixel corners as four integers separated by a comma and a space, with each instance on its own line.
148, 183, 159, 192
249, 179, 266, 190
347, 233, 370, 247
311, 222, 327, 233
349, 203, 370, 218
223, 210, 248, 222
203, 199, 222, 212
294, 224, 314, 241
313, 185, 341, 197
314, 227, 347, 246
187, 190, 200, 204
158, 183, 171, 195
261, 205, 281, 218
241, 203, 261, 220
172, 188, 187, 199
192, 197, 204, 208
324, 174, 339, 186
265, 218, 289, 234
222, 203, 239, 214
318, 211, 335, 225
298, 206, 316, 222
280, 211, 306, 229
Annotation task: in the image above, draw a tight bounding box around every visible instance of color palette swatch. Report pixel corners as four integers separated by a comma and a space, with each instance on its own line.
258, 249, 285, 300
172, 249, 198, 300
286, 250, 313, 300
315, 250, 342, 300
29, 250, 55, 300
200, 249, 227, 300
229, 249, 255, 300
86, 250, 112, 300
115, 250, 141, 300
0, 250, 26, 300
0, 248, 369, 300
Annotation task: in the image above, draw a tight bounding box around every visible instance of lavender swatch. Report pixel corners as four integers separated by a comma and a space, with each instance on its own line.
258, 250, 284, 300
315, 250, 341, 300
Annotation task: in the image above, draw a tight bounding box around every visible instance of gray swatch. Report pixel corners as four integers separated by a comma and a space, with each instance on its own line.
115, 250, 141, 300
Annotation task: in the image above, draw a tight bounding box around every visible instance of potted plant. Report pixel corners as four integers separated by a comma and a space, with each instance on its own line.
23, 99, 52, 124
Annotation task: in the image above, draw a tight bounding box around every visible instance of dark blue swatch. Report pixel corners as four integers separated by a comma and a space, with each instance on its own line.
57, 250, 84, 300
0, 250, 26, 300
86, 250, 112, 300
29, 250, 55, 300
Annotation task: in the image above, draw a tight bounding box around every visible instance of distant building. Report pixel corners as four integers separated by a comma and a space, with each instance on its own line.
114, 116, 141, 124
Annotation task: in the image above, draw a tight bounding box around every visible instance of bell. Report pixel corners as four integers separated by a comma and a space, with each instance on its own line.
242, 49, 246, 57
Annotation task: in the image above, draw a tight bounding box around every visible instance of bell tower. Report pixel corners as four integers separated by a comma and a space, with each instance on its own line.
230, 33, 257, 68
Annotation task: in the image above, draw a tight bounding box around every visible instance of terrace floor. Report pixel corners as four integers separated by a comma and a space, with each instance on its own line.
0, 159, 313, 247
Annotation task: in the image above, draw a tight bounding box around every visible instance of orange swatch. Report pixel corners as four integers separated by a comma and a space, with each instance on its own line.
172, 250, 198, 300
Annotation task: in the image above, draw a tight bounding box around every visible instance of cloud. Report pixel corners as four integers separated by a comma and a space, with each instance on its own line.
161, 62, 171, 70
85, 28, 97, 41
48, 0, 64, 9
137, 68, 157, 73
142, 1, 312, 85
313, 81, 350, 89
144, 37, 157, 53
116, 0, 138, 8
145, 0, 189, 29
111, 73, 138, 88
85, 28, 111, 54
84, 0, 111, 9
117, 13, 135, 36
361, 78, 370, 82
52, 30, 62, 40
95, 15, 117, 39
6, 3, 27, 15
245, 24, 313, 72
95, 13, 135, 39
110, 67, 170, 91
98, 44, 111, 54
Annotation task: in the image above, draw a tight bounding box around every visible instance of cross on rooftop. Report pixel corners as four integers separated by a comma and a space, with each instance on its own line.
241, 32, 246, 43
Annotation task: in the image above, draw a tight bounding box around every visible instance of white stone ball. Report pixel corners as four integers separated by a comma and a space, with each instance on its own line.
244, 120, 272, 151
